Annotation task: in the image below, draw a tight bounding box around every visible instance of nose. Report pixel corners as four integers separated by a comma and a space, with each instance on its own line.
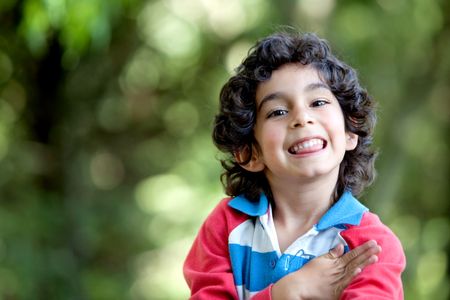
290, 108, 314, 128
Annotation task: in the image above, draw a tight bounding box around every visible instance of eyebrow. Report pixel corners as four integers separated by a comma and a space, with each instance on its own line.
257, 92, 284, 111
257, 82, 331, 111
305, 82, 330, 92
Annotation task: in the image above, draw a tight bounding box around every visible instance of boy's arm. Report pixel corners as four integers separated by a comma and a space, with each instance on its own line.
183, 199, 241, 299
184, 198, 276, 300
340, 212, 406, 300
184, 199, 274, 299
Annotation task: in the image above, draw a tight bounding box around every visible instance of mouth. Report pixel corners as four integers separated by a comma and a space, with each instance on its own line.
288, 138, 326, 155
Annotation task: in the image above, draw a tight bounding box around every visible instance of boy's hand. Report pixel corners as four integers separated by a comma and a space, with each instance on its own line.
271, 240, 381, 300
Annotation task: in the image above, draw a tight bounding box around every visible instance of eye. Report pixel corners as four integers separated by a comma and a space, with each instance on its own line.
267, 109, 288, 118
311, 99, 329, 107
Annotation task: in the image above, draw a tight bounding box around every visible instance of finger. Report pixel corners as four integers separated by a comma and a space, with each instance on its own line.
329, 244, 345, 258
348, 251, 380, 271
342, 246, 381, 280
339, 240, 379, 264
333, 267, 362, 294
336, 254, 377, 289
331, 243, 381, 295
346, 244, 381, 268
333, 252, 377, 290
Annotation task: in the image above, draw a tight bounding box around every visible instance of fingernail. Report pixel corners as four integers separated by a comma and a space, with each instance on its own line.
354, 268, 361, 275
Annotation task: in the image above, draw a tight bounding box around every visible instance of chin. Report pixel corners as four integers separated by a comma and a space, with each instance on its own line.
298, 166, 340, 179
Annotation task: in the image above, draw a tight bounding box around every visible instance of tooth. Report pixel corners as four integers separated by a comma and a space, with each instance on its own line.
290, 139, 324, 154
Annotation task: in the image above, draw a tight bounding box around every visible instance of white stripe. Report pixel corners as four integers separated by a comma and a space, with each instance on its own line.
235, 285, 253, 300
259, 205, 281, 255
285, 227, 347, 256
229, 206, 349, 256
229, 219, 275, 253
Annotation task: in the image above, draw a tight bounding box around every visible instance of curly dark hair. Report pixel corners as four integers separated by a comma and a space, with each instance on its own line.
212, 31, 377, 202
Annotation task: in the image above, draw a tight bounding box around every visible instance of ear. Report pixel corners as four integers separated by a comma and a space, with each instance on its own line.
234, 145, 265, 172
345, 131, 358, 151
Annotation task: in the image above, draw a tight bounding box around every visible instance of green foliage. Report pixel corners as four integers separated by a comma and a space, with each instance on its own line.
0, 0, 449, 299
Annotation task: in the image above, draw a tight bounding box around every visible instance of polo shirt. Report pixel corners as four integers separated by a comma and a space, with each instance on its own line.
228, 191, 368, 298
184, 191, 406, 299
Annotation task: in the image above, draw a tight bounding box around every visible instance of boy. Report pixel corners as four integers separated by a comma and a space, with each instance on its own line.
184, 31, 405, 299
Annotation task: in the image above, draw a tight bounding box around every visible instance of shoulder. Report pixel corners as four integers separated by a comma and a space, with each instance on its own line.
184, 197, 251, 265
202, 197, 251, 235
341, 212, 406, 265
340, 213, 406, 299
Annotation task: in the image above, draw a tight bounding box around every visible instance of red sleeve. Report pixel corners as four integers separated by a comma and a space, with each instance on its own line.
183, 198, 240, 299
340, 212, 406, 300
251, 286, 273, 299
183, 198, 274, 300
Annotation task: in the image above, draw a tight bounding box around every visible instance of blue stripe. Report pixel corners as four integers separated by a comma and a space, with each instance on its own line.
229, 244, 316, 292
229, 244, 275, 291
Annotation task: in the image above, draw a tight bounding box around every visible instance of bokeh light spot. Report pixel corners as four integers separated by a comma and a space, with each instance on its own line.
97, 96, 128, 132
139, 2, 200, 59
135, 174, 194, 215
0, 100, 15, 161
200, 0, 246, 39
20, 0, 50, 56
167, 0, 204, 23
422, 218, 450, 252
90, 151, 125, 190
0, 51, 13, 84
399, 110, 443, 162
416, 250, 447, 296
163, 101, 199, 137
1, 80, 27, 113
122, 48, 160, 91
225, 40, 253, 74
130, 239, 190, 299
389, 215, 421, 250
335, 4, 378, 42
0, 99, 17, 126
297, 0, 335, 20
44, 0, 67, 27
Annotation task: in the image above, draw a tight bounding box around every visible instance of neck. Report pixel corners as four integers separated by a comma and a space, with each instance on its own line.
265, 169, 340, 253
267, 170, 339, 228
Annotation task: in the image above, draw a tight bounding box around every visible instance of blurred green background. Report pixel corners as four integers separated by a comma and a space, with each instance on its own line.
0, 0, 448, 299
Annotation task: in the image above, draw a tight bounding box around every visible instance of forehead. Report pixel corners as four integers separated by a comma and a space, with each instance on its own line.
255, 63, 328, 103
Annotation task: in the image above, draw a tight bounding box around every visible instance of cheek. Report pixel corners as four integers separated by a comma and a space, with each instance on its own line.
255, 126, 282, 150
325, 112, 348, 143
261, 132, 278, 149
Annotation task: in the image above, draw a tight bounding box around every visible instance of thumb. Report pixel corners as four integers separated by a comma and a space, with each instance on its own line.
328, 244, 345, 259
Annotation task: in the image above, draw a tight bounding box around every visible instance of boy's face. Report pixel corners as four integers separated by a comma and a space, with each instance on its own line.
242, 63, 358, 185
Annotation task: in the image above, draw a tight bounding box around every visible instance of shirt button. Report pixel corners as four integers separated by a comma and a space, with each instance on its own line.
270, 259, 276, 268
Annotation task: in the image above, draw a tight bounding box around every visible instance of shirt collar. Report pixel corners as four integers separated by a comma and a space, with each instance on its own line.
228, 190, 368, 229
316, 191, 368, 230
228, 193, 269, 217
